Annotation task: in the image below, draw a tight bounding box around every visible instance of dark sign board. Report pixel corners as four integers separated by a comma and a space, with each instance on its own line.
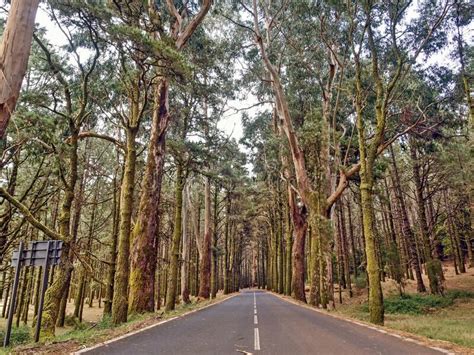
11, 240, 62, 267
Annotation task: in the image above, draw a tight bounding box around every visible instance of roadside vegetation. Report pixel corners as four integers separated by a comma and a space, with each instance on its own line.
335, 264, 474, 349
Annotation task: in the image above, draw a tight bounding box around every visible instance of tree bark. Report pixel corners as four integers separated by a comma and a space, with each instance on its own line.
165, 164, 185, 311
112, 127, 137, 324
198, 176, 212, 299
181, 184, 191, 304
129, 79, 169, 314
0, 0, 40, 138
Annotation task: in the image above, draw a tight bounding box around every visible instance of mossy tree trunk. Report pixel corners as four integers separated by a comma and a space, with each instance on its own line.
181, 183, 191, 304
165, 163, 185, 311
103, 173, 120, 316
41, 131, 79, 337
111, 126, 138, 324
198, 176, 212, 299
129, 78, 169, 314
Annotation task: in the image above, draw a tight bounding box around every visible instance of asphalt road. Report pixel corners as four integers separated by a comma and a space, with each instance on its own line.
83, 290, 443, 355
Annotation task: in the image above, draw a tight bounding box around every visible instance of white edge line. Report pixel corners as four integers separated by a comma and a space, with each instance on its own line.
73, 293, 239, 354
268, 292, 455, 355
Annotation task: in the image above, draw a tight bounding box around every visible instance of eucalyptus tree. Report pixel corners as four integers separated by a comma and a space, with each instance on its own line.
0, 0, 40, 138
350, 0, 451, 323
128, 0, 212, 317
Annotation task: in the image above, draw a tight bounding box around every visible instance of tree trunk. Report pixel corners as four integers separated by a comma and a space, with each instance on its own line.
165, 164, 185, 311
198, 176, 212, 299
390, 146, 426, 292
129, 79, 169, 314
112, 127, 138, 324
104, 174, 120, 316
289, 186, 307, 302
41, 132, 79, 337
285, 203, 293, 296
181, 184, 191, 304
410, 140, 444, 294
211, 184, 218, 298
0, 0, 40, 138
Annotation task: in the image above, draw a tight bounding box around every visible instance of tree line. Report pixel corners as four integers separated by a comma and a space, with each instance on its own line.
0, 0, 472, 340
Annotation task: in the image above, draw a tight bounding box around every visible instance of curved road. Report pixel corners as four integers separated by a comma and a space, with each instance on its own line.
81, 290, 443, 355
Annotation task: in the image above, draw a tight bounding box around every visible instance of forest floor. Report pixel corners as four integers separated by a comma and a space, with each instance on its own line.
331, 261, 474, 352
2, 292, 235, 354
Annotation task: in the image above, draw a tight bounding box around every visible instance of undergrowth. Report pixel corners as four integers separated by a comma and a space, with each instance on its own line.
361, 290, 474, 315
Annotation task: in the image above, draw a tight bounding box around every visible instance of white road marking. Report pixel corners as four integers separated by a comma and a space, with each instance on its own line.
252, 292, 261, 351
73, 294, 239, 354
254, 327, 260, 351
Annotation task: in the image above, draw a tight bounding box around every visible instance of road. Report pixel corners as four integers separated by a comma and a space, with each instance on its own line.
82, 290, 443, 355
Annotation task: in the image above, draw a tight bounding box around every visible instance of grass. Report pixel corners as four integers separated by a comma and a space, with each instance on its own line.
386, 301, 474, 348
337, 289, 474, 348
360, 290, 474, 315
0, 325, 31, 347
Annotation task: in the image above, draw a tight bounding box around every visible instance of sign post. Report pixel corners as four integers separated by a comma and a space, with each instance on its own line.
3, 240, 62, 347
34, 241, 51, 343
3, 241, 23, 348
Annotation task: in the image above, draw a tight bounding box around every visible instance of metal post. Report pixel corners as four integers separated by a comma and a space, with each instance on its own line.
34, 241, 51, 343
4, 241, 23, 347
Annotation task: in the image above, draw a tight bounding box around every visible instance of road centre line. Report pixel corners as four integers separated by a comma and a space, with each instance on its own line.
254, 327, 260, 351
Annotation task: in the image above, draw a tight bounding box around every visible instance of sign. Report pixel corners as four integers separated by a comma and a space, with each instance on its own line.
3, 240, 63, 347
11, 240, 63, 267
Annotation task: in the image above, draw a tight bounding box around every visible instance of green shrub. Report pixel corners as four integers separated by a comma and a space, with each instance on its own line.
361, 289, 474, 315
0, 326, 31, 346
97, 314, 114, 329
354, 274, 367, 289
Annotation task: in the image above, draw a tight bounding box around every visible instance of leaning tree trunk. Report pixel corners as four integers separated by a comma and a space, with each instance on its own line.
0, 0, 40, 138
